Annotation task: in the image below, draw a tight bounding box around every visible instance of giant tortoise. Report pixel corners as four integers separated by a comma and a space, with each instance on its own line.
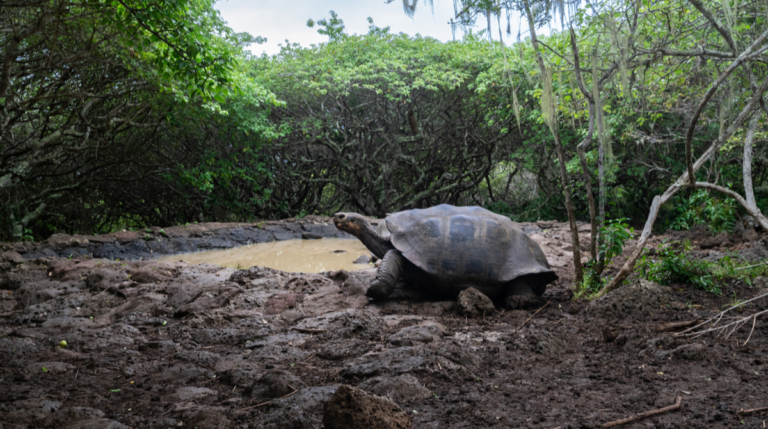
333, 204, 558, 308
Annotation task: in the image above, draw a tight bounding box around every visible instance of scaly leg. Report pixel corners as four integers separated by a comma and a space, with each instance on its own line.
504, 278, 546, 310
367, 249, 404, 300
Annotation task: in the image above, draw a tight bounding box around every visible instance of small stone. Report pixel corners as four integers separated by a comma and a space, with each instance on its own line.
323, 385, 411, 429
388, 321, 444, 347
353, 255, 372, 264
743, 228, 759, 241
457, 287, 495, 317
670, 343, 707, 361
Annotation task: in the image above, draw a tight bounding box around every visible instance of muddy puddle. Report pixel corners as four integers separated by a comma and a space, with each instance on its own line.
159, 238, 371, 272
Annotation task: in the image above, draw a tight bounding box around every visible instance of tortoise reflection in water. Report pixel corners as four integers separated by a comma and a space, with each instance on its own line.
333, 204, 558, 309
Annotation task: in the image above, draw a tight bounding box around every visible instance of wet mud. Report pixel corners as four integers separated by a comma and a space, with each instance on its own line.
159, 238, 372, 273
1, 219, 768, 428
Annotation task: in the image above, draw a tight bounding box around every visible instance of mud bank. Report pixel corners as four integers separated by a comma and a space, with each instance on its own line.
1, 220, 768, 428
1, 216, 357, 262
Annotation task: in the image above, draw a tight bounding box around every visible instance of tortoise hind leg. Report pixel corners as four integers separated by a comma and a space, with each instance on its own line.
367, 249, 404, 300
504, 278, 546, 310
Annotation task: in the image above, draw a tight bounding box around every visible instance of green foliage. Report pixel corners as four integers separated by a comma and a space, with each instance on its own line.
599, 218, 633, 265
253, 23, 532, 217
636, 241, 768, 294
667, 190, 739, 234
307, 10, 347, 41
109, 0, 247, 103
636, 241, 719, 294
577, 218, 634, 297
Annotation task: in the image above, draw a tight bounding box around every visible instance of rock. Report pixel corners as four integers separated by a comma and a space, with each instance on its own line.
44, 407, 105, 427
537, 220, 556, 229
733, 221, 746, 237
457, 287, 495, 317
354, 255, 372, 264
48, 233, 90, 249
1, 250, 24, 265
191, 328, 253, 345
586, 279, 670, 319
254, 386, 337, 429
341, 347, 429, 378
341, 276, 367, 296
183, 408, 232, 429
388, 321, 445, 346
670, 343, 707, 361
247, 370, 306, 399
2, 398, 62, 421
88, 235, 116, 244
296, 309, 383, 340
86, 269, 129, 291
359, 375, 431, 403
744, 228, 759, 241
509, 328, 572, 355
171, 386, 217, 402
130, 270, 170, 284
317, 340, 371, 360
65, 419, 129, 429
265, 292, 305, 315
323, 385, 411, 429
165, 284, 202, 308
176, 350, 222, 367
700, 232, 732, 249
340, 341, 479, 378
174, 284, 243, 317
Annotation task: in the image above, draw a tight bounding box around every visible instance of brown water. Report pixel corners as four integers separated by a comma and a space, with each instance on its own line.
159, 238, 372, 273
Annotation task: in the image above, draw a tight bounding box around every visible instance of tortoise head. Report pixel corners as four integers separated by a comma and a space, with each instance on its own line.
332, 212, 368, 237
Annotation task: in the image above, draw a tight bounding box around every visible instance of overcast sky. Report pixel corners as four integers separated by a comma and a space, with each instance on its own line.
214, 0, 528, 56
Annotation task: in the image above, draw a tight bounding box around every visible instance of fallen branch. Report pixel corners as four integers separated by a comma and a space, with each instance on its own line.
650, 320, 702, 333
677, 292, 768, 340
738, 406, 768, 415
513, 301, 550, 334
601, 396, 683, 428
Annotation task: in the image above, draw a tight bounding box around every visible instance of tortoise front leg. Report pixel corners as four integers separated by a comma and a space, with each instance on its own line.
367, 249, 404, 300
504, 278, 546, 310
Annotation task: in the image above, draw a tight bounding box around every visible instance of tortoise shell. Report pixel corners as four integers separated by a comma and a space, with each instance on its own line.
384, 204, 557, 290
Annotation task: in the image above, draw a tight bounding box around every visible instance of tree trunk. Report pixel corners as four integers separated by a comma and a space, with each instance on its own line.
570, 27, 598, 261
522, 0, 583, 284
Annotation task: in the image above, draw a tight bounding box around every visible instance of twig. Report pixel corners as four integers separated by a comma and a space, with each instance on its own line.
680, 309, 768, 339
744, 316, 758, 346
677, 292, 768, 336
513, 301, 550, 334
601, 396, 683, 428
237, 389, 299, 413
650, 320, 701, 332
735, 261, 768, 270
738, 406, 768, 415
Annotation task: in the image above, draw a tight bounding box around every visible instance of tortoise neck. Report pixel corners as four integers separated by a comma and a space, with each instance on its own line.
358, 221, 393, 259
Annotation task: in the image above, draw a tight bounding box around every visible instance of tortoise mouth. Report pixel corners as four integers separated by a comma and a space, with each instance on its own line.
332, 212, 358, 234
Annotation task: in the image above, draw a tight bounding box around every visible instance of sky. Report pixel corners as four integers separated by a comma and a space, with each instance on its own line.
213, 0, 527, 56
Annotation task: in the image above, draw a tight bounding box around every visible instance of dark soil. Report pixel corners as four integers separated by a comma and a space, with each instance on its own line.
1, 219, 768, 429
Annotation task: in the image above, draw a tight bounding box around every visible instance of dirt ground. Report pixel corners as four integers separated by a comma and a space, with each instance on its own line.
1, 220, 767, 429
